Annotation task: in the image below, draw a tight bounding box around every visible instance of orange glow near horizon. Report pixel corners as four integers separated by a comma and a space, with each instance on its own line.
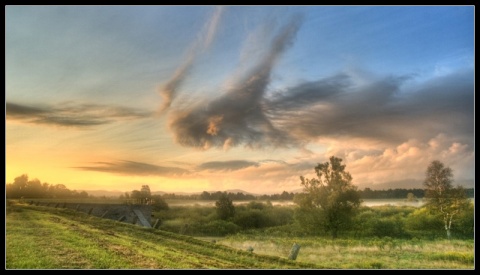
6, 159, 214, 194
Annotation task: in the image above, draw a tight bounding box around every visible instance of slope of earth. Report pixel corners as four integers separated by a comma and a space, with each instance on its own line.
6, 203, 321, 269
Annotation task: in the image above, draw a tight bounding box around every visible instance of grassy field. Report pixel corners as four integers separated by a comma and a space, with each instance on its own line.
212, 234, 474, 269
6, 202, 474, 269
6, 202, 321, 269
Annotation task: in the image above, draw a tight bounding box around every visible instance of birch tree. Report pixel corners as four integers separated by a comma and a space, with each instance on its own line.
423, 160, 470, 239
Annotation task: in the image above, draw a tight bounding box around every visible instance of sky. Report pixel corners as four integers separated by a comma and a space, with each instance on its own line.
5, 5, 475, 194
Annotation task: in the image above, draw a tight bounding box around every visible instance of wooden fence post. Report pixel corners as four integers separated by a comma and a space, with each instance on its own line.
101, 210, 109, 218
153, 219, 161, 229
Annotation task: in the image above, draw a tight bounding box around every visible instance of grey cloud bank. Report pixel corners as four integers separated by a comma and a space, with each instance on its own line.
162, 14, 473, 151
270, 69, 474, 147
74, 160, 189, 176
198, 160, 260, 171
7, 102, 151, 127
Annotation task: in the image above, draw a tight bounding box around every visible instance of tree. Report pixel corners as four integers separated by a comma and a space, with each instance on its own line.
295, 156, 361, 239
51, 184, 71, 198
406, 192, 418, 202
215, 193, 235, 220
200, 191, 211, 200
423, 160, 471, 239
141, 185, 152, 204
131, 190, 142, 204
130, 185, 152, 204
7, 174, 29, 198
151, 194, 169, 210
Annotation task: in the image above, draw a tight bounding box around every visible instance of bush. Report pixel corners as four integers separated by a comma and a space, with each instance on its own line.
159, 218, 190, 233
293, 207, 327, 236
233, 205, 295, 230
404, 207, 445, 239
405, 207, 443, 231
370, 216, 408, 238
233, 209, 269, 229
264, 206, 294, 226
151, 195, 169, 211
262, 223, 310, 237
453, 202, 474, 238
246, 201, 272, 210
216, 194, 235, 220
192, 220, 240, 236
352, 209, 376, 237
234, 209, 273, 229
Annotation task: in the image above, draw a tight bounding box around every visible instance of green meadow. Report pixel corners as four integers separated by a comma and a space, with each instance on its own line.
6, 201, 474, 269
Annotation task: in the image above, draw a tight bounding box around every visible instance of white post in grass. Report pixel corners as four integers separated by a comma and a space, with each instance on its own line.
288, 243, 301, 260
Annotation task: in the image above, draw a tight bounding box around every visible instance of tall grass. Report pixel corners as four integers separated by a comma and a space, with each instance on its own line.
218, 234, 474, 269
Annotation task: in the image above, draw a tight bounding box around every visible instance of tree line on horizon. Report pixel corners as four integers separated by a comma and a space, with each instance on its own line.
6, 174, 89, 199
141, 187, 474, 201
5, 174, 473, 200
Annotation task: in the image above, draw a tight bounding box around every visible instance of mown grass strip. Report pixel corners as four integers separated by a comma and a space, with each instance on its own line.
7, 204, 322, 269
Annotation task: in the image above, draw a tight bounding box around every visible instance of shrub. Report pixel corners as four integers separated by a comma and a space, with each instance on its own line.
216, 194, 235, 220
264, 206, 294, 226
404, 207, 444, 239
370, 215, 408, 238
246, 201, 271, 210
193, 220, 240, 236
262, 223, 310, 237
234, 209, 273, 229
151, 195, 169, 211
293, 207, 326, 235
453, 202, 474, 238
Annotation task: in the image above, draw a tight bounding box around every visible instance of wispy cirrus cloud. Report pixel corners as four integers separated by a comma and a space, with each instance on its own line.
6, 102, 152, 127
73, 160, 189, 176
159, 6, 225, 112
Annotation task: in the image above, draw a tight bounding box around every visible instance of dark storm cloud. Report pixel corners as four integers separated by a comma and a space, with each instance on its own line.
198, 160, 260, 171
269, 69, 474, 146
166, 65, 472, 150
267, 73, 352, 110
162, 10, 472, 151
168, 15, 303, 149
6, 102, 151, 127
74, 160, 189, 176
